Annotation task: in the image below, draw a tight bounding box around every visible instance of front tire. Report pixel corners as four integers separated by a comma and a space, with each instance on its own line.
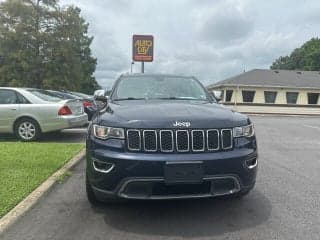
14, 118, 41, 142
233, 189, 251, 198
86, 175, 99, 206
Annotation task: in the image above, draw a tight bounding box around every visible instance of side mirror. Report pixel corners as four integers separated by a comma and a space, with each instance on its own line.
94, 90, 108, 102
87, 88, 112, 121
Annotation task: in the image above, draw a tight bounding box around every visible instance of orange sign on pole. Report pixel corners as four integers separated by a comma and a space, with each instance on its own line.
132, 35, 154, 62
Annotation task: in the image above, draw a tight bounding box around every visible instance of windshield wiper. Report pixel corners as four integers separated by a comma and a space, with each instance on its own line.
153, 97, 208, 101
113, 97, 209, 101
113, 97, 147, 101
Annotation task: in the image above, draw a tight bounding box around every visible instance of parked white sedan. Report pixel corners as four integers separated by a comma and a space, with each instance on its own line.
0, 87, 88, 141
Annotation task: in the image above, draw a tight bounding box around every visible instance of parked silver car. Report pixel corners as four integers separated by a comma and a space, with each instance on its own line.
0, 87, 88, 141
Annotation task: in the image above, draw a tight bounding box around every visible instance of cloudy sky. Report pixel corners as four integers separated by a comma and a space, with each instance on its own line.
61, 0, 320, 87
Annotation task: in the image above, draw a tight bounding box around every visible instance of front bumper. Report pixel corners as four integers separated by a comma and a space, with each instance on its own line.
92, 175, 247, 200
86, 142, 258, 200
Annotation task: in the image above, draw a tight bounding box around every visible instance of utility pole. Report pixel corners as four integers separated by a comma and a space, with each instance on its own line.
130, 61, 134, 73
35, 0, 41, 88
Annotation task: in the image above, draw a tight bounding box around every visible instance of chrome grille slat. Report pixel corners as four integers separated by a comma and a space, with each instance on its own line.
221, 129, 233, 150
160, 130, 174, 152
207, 129, 219, 151
176, 130, 190, 152
191, 130, 205, 152
126, 128, 233, 152
143, 130, 157, 152
127, 130, 141, 151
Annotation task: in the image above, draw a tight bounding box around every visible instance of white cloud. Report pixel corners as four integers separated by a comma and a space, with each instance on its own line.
61, 0, 320, 87
195, 0, 254, 47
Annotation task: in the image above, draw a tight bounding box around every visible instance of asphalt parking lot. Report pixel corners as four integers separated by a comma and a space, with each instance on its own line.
1, 116, 320, 240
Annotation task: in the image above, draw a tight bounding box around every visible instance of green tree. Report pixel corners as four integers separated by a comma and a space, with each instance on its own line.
0, 0, 99, 93
271, 37, 320, 71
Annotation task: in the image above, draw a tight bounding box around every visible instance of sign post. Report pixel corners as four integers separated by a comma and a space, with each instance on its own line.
132, 35, 154, 73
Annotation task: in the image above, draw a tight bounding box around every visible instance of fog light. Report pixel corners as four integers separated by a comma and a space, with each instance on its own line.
246, 157, 257, 169
93, 158, 114, 173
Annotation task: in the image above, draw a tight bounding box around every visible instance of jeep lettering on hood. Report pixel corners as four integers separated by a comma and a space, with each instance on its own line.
173, 121, 191, 127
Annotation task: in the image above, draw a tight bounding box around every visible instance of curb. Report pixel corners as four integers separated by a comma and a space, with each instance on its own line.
247, 113, 320, 117
0, 148, 86, 234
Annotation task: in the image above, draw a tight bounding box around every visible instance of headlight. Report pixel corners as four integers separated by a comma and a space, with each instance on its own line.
93, 125, 124, 140
233, 124, 254, 138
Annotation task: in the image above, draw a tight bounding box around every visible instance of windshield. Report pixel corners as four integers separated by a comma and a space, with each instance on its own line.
112, 76, 209, 101
27, 89, 63, 102
71, 92, 92, 99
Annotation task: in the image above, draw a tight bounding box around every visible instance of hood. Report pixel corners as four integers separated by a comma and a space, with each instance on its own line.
96, 100, 250, 129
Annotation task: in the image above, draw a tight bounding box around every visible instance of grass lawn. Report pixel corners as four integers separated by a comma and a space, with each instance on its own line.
0, 142, 84, 218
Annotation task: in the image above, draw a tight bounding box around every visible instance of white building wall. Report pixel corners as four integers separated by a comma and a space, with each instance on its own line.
212, 86, 320, 115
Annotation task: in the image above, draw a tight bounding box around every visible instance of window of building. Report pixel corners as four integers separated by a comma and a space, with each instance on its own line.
264, 91, 277, 103
286, 92, 299, 104
225, 90, 233, 102
307, 93, 319, 104
220, 90, 224, 101
242, 90, 255, 103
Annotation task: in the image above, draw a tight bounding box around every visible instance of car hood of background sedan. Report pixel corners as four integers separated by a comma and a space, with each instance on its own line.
97, 100, 250, 129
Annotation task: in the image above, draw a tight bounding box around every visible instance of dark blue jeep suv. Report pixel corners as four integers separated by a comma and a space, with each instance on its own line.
86, 74, 257, 204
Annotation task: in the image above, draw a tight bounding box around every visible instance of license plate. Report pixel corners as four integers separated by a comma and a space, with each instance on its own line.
164, 161, 204, 184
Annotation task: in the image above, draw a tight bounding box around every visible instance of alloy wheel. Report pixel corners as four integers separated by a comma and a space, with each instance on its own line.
18, 122, 36, 140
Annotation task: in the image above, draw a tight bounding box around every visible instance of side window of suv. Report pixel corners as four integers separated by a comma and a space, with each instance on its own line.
0, 90, 18, 104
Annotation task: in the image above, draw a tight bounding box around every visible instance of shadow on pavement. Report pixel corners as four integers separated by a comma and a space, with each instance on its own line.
92, 190, 271, 238
41, 129, 87, 143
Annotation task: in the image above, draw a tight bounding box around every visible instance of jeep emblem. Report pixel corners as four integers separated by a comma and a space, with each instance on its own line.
173, 121, 191, 128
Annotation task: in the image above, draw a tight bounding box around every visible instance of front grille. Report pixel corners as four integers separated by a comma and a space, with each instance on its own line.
127, 130, 141, 151
160, 130, 174, 152
207, 129, 219, 150
126, 128, 233, 153
143, 130, 157, 152
176, 130, 189, 152
192, 130, 205, 152
221, 129, 233, 149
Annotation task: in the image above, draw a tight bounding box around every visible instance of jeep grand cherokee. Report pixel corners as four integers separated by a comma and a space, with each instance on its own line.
86, 74, 257, 203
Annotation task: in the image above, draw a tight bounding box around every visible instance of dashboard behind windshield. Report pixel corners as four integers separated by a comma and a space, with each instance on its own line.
112, 76, 210, 101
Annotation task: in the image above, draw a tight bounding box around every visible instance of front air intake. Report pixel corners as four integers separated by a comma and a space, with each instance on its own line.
221, 129, 233, 150
126, 128, 233, 153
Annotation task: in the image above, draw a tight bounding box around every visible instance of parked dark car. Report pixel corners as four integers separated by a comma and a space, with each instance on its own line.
70, 91, 93, 100
85, 74, 258, 204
